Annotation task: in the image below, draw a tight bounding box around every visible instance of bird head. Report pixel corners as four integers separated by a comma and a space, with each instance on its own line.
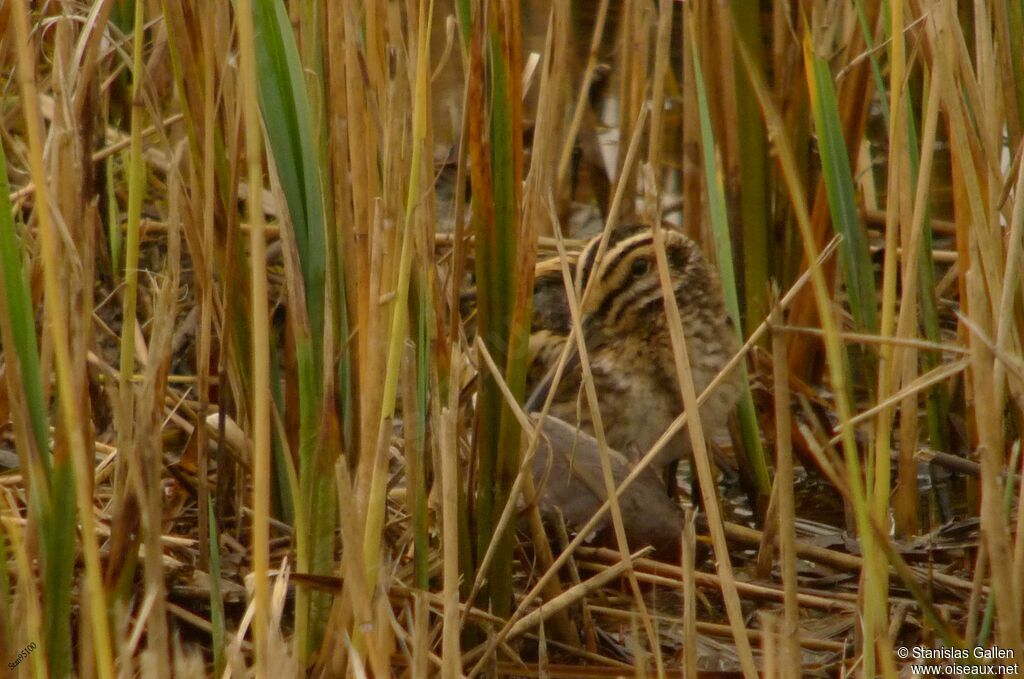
575, 224, 712, 346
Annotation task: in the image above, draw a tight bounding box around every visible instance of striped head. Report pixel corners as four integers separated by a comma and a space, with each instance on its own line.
523, 224, 741, 459
573, 224, 731, 350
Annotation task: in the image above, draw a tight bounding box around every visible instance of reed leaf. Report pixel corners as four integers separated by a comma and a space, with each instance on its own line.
117, 0, 148, 444
105, 157, 123, 275
467, 1, 529, 620
252, 0, 327, 352
236, 0, 273, 662
362, 0, 435, 609
461, 0, 504, 618
9, 1, 114, 673
1004, 1, 1024, 147
730, 3, 770, 337
736, 25, 881, 665
899, 70, 951, 531
0, 140, 49, 473
804, 36, 878, 337
251, 0, 335, 655
689, 19, 772, 504
413, 288, 431, 589
269, 347, 298, 525
0, 124, 75, 679
488, 2, 530, 621
208, 502, 226, 677
852, 0, 891, 131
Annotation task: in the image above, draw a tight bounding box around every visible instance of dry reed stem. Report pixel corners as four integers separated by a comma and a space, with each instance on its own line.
511, 0, 579, 646
870, 10, 906, 610
193, 0, 219, 573
577, 553, 856, 613
472, 337, 576, 642
891, 15, 945, 536
440, 352, 462, 678
363, 0, 434, 600
994, 156, 1024, 442
464, 107, 654, 677
680, 511, 697, 679
334, 458, 391, 676
930, 2, 1023, 656
760, 612, 779, 679
555, 0, 610, 191
964, 271, 1024, 656
505, 556, 635, 645
831, 358, 970, 439
652, 220, 757, 679
645, 0, 673, 175
770, 301, 801, 677
234, 0, 272, 665
736, 27, 883, 669
719, 515, 976, 594
9, 1, 115, 675
115, 0, 147, 512
1, 516, 48, 677
775, 324, 968, 354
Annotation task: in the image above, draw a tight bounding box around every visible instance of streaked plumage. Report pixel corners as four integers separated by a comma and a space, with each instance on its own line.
524, 224, 741, 472
460, 223, 740, 478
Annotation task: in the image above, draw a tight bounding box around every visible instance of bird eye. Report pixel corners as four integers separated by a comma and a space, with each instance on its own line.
630, 258, 650, 277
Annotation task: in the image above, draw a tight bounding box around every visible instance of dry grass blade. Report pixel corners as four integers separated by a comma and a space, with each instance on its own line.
440, 349, 463, 678
770, 301, 800, 678
234, 0, 273, 665
9, 2, 114, 676
651, 221, 757, 679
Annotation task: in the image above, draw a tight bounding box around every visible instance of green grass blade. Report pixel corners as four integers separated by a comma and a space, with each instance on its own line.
269, 347, 297, 525
251, 0, 336, 657
106, 157, 123, 276
43, 465, 75, 677
455, 0, 471, 46
690, 23, 772, 502
867, 7, 952, 507
207, 502, 226, 677
805, 39, 879, 336
414, 284, 431, 589
487, 27, 526, 623
0, 128, 75, 678
903, 77, 951, 458
853, 0, 891, 131
470, 7, 527, 619
252, 0, 327, 351
0, 144, 49, 460
731, 3, 770, 337
1002, 0, 1024, 144
363, 0, 435, 635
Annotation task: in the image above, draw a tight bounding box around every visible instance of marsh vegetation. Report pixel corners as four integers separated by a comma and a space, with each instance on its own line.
1, 1, 1023, 676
